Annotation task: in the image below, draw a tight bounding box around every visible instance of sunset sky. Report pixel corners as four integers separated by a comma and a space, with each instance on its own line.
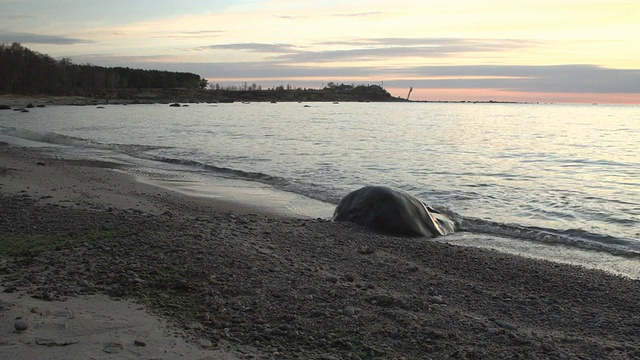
1, 0, 639, 104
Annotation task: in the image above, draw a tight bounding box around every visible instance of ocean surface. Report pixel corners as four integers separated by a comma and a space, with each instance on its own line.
1, 102, 639, 278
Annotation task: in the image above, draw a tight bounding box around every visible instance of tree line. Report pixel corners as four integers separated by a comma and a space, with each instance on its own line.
0, 43, 208, 96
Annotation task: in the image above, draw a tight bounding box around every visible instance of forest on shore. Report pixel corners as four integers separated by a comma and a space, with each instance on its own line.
0, 43, 400, 103
0, 43, 207, 96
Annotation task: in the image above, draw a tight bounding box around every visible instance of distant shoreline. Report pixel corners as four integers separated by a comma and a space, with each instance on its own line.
3, 93, 630, 108
1, 93, 545, 109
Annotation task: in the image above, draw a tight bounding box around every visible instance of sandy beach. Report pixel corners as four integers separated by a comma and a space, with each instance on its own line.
1, 143, 640, 359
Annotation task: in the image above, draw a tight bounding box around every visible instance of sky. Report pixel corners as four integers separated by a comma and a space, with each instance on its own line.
1, 0, 639, 104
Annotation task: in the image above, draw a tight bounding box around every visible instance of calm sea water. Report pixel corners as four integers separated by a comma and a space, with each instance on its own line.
2, 102, 639, 277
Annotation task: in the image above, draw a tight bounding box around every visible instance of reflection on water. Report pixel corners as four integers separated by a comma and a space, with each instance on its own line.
1, 102, 639, 275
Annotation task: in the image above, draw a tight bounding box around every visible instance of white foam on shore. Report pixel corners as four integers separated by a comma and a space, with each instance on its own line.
438, 232, 640, 280
0, 133, 64, 148
130, 167, 336, 219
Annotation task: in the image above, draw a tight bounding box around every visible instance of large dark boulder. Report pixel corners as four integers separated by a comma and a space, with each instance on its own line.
332, 186, 455, 238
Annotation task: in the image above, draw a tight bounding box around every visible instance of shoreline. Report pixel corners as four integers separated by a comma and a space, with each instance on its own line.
2, 144, 640, 359
5, 94, 631, 108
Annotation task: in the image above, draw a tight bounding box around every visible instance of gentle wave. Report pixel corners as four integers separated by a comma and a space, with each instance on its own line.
0, 125, 293, 190
0, 126, 170, 154
0, 126, 103, 148
140, 154, 287, 186
454, 215, 640, 257
2, 125, 639, 259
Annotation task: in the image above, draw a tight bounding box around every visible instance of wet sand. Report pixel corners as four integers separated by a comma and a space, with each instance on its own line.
1, 144, 640, 359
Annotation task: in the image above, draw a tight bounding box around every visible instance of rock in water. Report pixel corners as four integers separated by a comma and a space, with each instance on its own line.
332, 186, 455, 237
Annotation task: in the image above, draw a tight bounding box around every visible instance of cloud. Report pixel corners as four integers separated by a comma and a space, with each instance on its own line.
155, 30, 225, 39
320, 37, 531, 48
0, 14, 38, 20
69, 54, 179, 67
196, 38, 536, 63
179, 37, 638, 94
282, 38, 536, 63
382, 65, 640, 93
197, 43, 299, 53
157, 62, 639, 94
0, 32, 92, 45
272, 14, 310, 19
41, 35, 638, 96
330, 11, 384, 17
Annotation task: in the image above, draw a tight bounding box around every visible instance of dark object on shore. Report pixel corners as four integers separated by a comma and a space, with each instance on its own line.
0, 105, 10, 110
333, 185, 455, 237
14, 319, 28, 331
36, 104, 46, 108
169, 103, 181, 107
20, 109, 29, 113
13, 108, 24, 111
96, 106, 105, 109
26, 103, 34, 108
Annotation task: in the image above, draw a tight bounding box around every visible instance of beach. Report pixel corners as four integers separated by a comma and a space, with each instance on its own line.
1, 143, 640, 359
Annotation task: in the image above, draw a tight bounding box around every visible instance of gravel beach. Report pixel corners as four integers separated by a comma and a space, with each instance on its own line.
1, 144, 639, 359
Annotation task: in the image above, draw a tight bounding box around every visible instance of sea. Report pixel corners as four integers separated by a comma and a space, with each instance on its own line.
1, 102, 639, 278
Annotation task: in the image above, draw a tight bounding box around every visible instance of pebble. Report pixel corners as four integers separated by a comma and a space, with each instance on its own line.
325, 275, 339, 283
134, 339, 146, 346
103, 342, 123, 354
198, 339, 214, 349
14, 319, 28, 331
494, 320, 517, 331
428, 295, 445, 304
187, 322, 204, 330
343, 306, 356, 317
270, 328, 288, 336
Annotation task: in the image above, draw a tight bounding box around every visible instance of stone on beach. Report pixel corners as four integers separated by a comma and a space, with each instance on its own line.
14, 318, 28, 331
333, 185, 455, 237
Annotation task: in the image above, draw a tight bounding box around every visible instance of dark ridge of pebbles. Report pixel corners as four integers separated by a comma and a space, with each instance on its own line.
1, 195, 640, 359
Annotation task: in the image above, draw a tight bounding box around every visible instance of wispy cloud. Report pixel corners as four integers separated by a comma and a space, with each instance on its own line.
0, 14, 39, 20
155, 30, 225, 39
70, 54, 180, 66
197, 43, 300, 53
330, 11, 384, 18
195, 38, 537, 63
0, 32, 93, 45
151, 61, 640, 94
384, 65, 640, 94
319, 37, 533, 48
